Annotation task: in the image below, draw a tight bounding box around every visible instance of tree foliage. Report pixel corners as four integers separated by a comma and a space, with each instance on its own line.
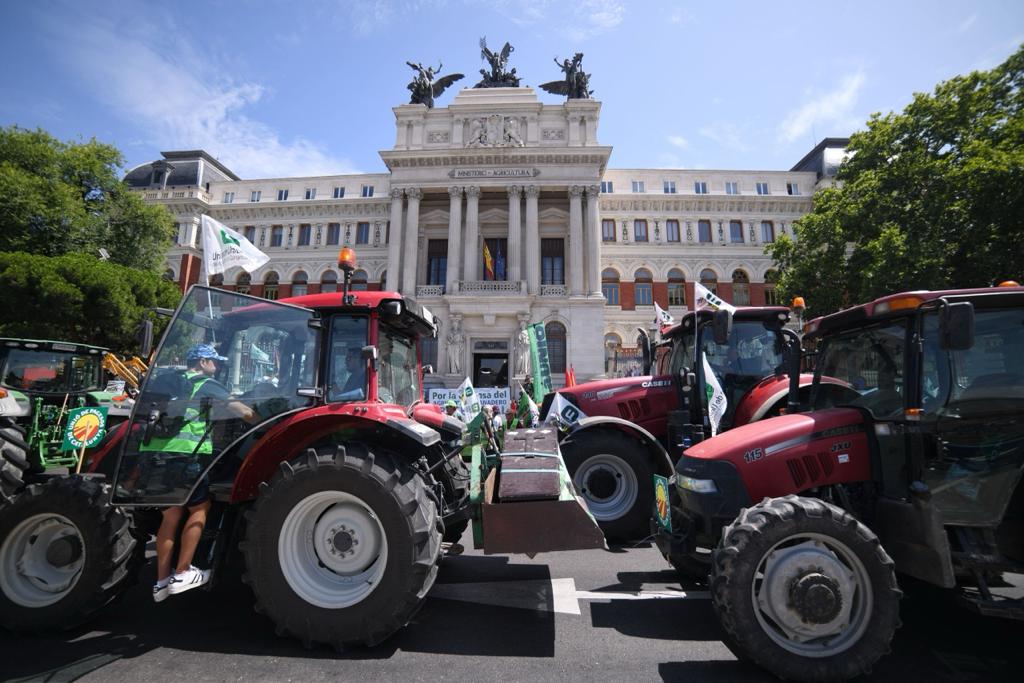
0, 126, 175, 271
769, 46, 1024, 316
0, 252, 180, 355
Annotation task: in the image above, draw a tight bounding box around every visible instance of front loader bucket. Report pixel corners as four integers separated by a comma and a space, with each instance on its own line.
472, 427, 606, 555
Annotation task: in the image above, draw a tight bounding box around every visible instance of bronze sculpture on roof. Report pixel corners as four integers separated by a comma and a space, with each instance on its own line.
540, 53, 592, 100
406, 61, 464, 108
474, 37, 520, 88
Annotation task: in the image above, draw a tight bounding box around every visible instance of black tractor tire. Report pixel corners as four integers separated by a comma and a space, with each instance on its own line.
561, 429, 656, 542
441, 453, 471, 544
711, 495, 901, 682
0, 476, 140, 633
1, 417, 31, 506
241, 444, 443, 649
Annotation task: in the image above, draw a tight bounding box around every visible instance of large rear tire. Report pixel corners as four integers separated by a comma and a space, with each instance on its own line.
711, 495, 901, 682
241, 444, 443, 649
0, 476, 140, 633
561, 429, 655, 542
0, 418, 31, 507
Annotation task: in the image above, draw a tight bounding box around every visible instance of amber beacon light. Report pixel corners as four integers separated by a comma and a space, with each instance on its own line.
338, 247, 357, 273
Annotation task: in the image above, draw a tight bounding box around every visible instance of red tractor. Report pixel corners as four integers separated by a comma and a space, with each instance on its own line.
547, 306, 843, 541
664, 284, 1024, 680
0, 259, 602, 647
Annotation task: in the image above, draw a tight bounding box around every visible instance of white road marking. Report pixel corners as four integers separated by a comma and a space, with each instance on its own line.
429, 578, 709, 615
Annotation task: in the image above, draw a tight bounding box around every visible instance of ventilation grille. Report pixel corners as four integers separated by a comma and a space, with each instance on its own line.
616, 399, 651, 421
786, 452, 836, 490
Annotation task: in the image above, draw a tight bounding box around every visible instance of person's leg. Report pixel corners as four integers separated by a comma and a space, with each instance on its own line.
156, 506, 185, 581
175, 499, 211, 573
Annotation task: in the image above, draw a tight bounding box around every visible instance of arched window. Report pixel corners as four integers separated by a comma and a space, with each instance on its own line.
765, 270, 780, 306
162, 268, 175, 282
351, 269, 368, 291
760, 220, 775, 243
700, 268, 718, 295
236, 272, 251, 295
732, 269, 750, 306
634, 268, 653, 306
668, 268, 686, 307
602, 268, 620, 306
604, 333, 622, 374
545, 321, 567, 373
291, 270, 308, 297
263, 271, 279, 301
321, 270, 338, 293
209, 273, 224, 287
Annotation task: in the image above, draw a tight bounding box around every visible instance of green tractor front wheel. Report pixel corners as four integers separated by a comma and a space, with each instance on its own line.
0, 417, 31, 506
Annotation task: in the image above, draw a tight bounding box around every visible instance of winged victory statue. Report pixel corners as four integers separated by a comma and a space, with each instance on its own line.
406, 61, 464, 108
540, 53, 593, 100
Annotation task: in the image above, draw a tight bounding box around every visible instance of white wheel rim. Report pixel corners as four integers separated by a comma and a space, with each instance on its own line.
573, 454, 639, 522
0, 513, 85, 608
751, 532, 873, 658
278, 490, 388, 609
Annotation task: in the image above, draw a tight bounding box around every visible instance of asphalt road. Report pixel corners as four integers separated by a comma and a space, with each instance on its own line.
1, 531, 1021, 682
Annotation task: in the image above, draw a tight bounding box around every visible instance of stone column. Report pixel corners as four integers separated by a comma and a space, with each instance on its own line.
507, 185, 522, 283
585, 185, 601, 295
463, 186, 480, 282
568, 185, 584, 296
401, 188, 422, 295
446, 186, 463, 293
524, 185, 540, 295
386, 188, 404, 291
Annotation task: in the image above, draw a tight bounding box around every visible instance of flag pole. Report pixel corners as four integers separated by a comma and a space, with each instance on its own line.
199, 217, 216, 340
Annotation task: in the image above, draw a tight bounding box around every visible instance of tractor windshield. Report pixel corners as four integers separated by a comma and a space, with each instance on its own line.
812, 320, 907, 419
113, 287, 319, 506
698, 320, 786, 429
1, 349, 102, 395
377, 323, 421, 407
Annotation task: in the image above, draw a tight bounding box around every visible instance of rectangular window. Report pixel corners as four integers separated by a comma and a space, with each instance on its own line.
305, 187, 316, 200
634, 219, 649, 242
602, 219, 616, 242
333, 186, 345, 199
602, 282, 620, 306
698, 219, 712, 243
694, 181, 708, 195
600, 181, 613, 193
725, 181, 739, 195
730, 220, 744, 243
631, 180, 645, 193
765, 286, 780, 306
666, 219, 680, 243
270, 226, 283, 248
483, 238, 507, 280
298, 224, 311, 246
668, 282, 686, 307
427, 239, 447, 286
277, 189, 289, 201
244, 226, 256, 244
326, 223, 341, 246
663, 180, 676, 194
250, 190, 261, 202
761, 221, 775, 243
356, 222, 370, 245
787, 182, 800, 196
222, 191, 234, 204
541, 238, 565, 285
635, 283, 653, 306
361, 185, 374, 198
756, 182, 770, 195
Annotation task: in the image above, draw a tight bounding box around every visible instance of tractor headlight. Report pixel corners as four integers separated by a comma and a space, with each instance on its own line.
678, 476, 718, 494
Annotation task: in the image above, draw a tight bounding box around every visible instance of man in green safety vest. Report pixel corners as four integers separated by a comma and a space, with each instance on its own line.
150, 343, 256, 602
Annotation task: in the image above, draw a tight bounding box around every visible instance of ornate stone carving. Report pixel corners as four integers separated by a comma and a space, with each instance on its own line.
427, 131, 450, 143
465, 114, 525, 148
390, 188, 404, 200
405, 187, 423, 200
586, 185, 600, 198
446, 316, 465, 375
525, 185, 540, 198
507, 184, 522, 198
569, 185, 584, 198
717, 221, 725, 242
373, 221, 382, 247
540, 284, 567, 297
749, 222, 756, 243
416, 285, 444, 297
457, 280, 524, 294
448, 185, 463, 198
541, 128, 565, 141
514, 319, 531, 377
465, 185, 481, 198
686, 221, 693, 242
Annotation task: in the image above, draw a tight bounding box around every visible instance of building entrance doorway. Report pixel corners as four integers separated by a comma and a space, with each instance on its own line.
473, 353, 508, 388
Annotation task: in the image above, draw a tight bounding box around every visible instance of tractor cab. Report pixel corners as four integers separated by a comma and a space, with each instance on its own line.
0, 339, 109, 415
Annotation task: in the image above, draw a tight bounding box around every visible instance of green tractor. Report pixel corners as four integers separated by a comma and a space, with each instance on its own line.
0, 339, 134, 505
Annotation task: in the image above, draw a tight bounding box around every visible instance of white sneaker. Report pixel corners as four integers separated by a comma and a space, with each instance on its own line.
153, 582, 170, 603
168, 566, 210, 595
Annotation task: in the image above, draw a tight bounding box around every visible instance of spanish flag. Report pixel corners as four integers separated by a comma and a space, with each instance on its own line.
483, 241, 495, 280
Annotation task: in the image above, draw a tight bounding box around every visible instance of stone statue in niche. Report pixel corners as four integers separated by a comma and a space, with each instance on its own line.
540, 53, 593, 100
474, 37, 520, 88
446, 317, 465, 375
514, 320, 531, 378
406, 61, 463, 108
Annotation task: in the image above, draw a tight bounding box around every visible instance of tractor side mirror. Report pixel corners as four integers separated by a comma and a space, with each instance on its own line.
361, 344, 379, 372
137, 319, 153, 358
636, 327, 653, 375
712, 310, 733, 345
939, 302, 974, 351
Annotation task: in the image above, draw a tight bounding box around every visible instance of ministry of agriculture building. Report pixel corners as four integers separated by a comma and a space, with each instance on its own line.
126, 86, 846, 388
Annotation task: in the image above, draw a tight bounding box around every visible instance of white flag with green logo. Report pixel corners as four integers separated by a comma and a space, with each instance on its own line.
694, 281, 737, 314
201, 214, 270, 275
702, 352, 728, 436
457, 377, 483, 430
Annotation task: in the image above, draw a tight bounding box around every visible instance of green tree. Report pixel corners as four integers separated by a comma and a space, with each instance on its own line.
0, 126, 175, 270
0, 252, 180, 354
769, 46, 1024, 316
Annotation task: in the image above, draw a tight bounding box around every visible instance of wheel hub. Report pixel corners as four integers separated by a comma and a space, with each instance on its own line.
789, 572, 842, 624
586, 468, 619, 500
45, 535, 84, 568
572, 454, 639, 522
331, 529, 355, 554
0, 513, 85, 608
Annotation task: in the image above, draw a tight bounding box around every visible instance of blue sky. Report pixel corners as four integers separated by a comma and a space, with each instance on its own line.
1, 1, 1021, 179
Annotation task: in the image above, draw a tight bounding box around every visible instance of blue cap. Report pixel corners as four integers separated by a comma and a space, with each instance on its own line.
187, 343, 228, 363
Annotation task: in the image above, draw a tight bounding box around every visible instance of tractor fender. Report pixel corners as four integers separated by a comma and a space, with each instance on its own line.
230, 404, 440, 503
0, 388, 31, 418
568, 416, 675, 477
733, 374, 849, 426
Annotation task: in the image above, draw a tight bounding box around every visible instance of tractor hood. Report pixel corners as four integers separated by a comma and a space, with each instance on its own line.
557, 374, 677, 438
679, 407, 871, 502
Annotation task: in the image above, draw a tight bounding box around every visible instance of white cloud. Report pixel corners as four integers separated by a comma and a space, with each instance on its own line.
699, 123, 749, 152
43, 8, 357, 178
667, 135, 689, 149
777, 71, 866, 144
656, 152, 685, 169
486, 0, 624, 40
956, 14, 977, 34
